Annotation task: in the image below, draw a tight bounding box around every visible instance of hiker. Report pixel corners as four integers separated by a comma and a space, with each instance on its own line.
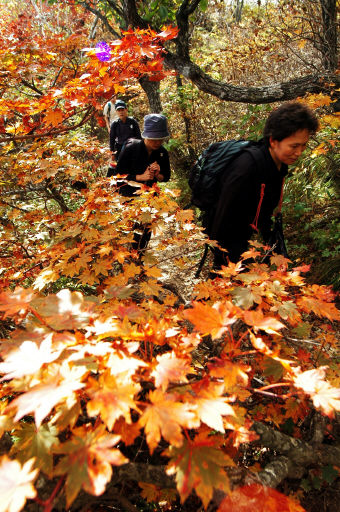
109, 99, 141, 163
207, 102, 319, 270
103, 97, 116, 132
107, 113, 171, 251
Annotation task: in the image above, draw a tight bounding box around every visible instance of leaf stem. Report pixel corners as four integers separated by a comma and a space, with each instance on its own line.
34, 477, 65, 512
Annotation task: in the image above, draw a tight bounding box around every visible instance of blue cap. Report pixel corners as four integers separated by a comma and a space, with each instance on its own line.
115, 100, 127, 110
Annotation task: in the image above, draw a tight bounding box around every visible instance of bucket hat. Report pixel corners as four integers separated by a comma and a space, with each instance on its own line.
142, 114, 169, 139
115, 100, 127, 110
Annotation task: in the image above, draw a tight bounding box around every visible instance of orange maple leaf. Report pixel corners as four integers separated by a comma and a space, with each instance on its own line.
296, 296, 340, 321
138, 390, 199, 454
151, 352, 191, 391
243, 309, 285, 334
114, 417, 141, 446
54, 425, 128, 506
86, 371, 141, 430
139, 482, 159, 503
183, 301, 237, 339
8, 374, 85, 427
218, 483, 306, 511
157, 26, 179, 40
0, 287, 36, 318
208, 358, 249, 390
166, 433, 232, 508
44, 109, 64, 127
189, 381, 236, 433
0, 335, 62, 380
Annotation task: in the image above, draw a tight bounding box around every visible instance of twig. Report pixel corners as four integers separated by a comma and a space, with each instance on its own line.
0, 107, 94, 143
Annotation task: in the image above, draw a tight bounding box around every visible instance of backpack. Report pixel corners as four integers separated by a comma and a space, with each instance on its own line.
189, 139, 260, 211
188, 139, 286, 277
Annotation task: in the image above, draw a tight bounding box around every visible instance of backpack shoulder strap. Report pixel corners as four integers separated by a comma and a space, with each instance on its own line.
243, 144, 268, 232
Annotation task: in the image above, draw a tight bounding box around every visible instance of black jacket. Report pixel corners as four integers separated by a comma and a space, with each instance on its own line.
208, 143, 287, 263
107, 139, 171, 196
109, 117, 141, 154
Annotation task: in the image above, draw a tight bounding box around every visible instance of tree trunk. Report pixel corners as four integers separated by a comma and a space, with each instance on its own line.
233, 0, 244, 23
176, 75, 197, 162
138, 77, 163, 112
320, 0, 338, 71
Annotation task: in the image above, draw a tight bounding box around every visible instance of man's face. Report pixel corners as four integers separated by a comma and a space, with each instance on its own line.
116, 108, 128, 121
269, 129, 310, 166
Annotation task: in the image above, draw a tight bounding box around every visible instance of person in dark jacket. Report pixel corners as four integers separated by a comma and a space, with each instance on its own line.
109, 99, 141, 161
107, 113, 171, 251
208, 102, 319, 269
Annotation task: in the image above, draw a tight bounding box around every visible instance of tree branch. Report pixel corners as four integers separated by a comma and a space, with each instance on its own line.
79, 1, 121, 38
252, 421, 340, 467
0, 107, 95, 143
163, 51, 339, 103
20, 78, 43, 96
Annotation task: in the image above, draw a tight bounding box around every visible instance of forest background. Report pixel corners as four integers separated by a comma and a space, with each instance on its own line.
0, 1, 339, 512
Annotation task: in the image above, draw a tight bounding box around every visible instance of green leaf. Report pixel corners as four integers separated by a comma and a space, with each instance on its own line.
292, 321, 312, 338
11, 422, 59, 476
200, 0, 208, 12
301, 478, 311, 491
263, 356, 284, 381
159, 5, 168, 20
311, 475, 322, 490
321, 465, 339, 484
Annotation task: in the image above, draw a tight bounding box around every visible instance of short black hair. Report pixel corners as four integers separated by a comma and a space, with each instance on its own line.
263, 102, 319, 144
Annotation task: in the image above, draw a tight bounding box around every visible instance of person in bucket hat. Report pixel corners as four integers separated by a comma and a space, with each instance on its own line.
107, 114, 171, 252
141, 113, 170, 139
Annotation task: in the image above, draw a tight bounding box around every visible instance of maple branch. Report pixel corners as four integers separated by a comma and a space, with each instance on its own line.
35, 477, 65, 512
79, 1, 121, 38
45, 182, 69, 213
0, 107, 95, 143
286, 336, 321, 346
176, 0, 201, 59
0, 199, 29, 213
111, 462, 246, 489
50, 66, 64, 88
163, 51, 340, 103
253, 389, 290, 399
255, 456, 302, 488
251, 421, 340, 486
256, 382, 291, 392
20, 78, 43, 96
167, 0, 339, 102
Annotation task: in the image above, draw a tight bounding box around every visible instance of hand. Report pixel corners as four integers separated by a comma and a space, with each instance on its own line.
137, 166, 154, 182
149, 162, 161, 180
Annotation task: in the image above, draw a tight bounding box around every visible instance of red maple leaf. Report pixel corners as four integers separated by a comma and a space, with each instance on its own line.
218, 483, 306, 511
